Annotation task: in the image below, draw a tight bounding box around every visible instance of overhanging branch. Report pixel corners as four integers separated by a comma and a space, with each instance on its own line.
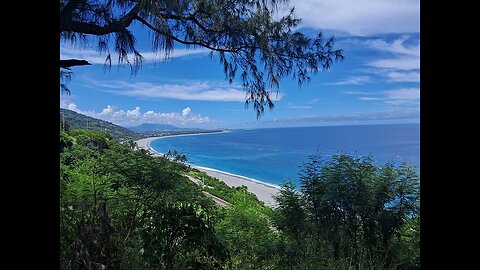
135, 15, 254, 53
60, 1, 145, 34
60, 59, 92, 69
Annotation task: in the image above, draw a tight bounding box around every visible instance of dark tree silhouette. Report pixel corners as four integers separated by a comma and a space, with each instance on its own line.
60, 59, 92, 70
60, 0, 344, 116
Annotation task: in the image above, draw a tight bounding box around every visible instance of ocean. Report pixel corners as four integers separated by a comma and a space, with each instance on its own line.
150, 123, 420, 186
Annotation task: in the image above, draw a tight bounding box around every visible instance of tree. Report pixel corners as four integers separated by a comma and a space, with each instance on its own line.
60, 0, 343, 116
273, 181, 309, 269
60, 128, 226, 269
215, 189, 280, 269
141, 203, 229, 269
273, 154, 420, 269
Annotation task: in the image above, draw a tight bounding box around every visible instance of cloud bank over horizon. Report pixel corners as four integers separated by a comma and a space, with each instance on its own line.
61, 101, 211, 128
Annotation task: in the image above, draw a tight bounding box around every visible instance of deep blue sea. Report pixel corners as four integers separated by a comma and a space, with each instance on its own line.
150, 123, 420, 186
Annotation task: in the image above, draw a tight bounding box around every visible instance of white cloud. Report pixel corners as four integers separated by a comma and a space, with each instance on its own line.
344, 36, 420, 82
364, 36, 420, 70
384, 71, 420, 82
67, 103, 78, 111
60, 103, 210, 127
342, 90, 371, 95
60, 46, 208, 64
306, 98, 322, 104
127, 106, 141, 117
100, 105, 115, 116
353, 88, 419, 105
361, 68, 420, 83
60, 94, 76, 109
87, 79, 283, 102
384, 88, 419, 100
328, 76, 371, 85
368, 58, 419, 70
287, 0, 419, 36
182, 107, 191, 116
359, 97, 382, 101
364, 36, 420, 57
285, 103, 312, 109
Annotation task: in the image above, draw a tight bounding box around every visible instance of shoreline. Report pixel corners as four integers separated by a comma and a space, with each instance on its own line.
193, 166, 280, 206
135, 133, 281, 206
193, 165, 281, 190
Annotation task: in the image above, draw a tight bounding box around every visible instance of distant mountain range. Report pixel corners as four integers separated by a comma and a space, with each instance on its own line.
128, 123, 180, 132
60, 108, 144, 142
60, 108, 224, 141
127, 123, 215, 137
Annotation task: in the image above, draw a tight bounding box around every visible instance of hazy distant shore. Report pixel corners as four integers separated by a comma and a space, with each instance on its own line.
135, 131, 227, 156
135, 134, 281, 206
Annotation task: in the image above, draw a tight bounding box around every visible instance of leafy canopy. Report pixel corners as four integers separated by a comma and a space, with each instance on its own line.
60, 0, 344, 116
274, 154, 420, 269
60, 125, 419, 269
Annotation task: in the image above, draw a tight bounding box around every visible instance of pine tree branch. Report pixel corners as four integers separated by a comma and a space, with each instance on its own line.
134, 15, 255, 53
60, 1, 145, 34
60, 59, 92, 69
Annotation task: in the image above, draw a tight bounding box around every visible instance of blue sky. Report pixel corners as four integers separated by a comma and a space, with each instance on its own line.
60, 0, 420, 129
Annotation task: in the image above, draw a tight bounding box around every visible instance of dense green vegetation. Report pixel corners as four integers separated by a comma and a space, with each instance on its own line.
274, 155, 420, 269
60, 128, 226, 269
60, 126, 419, 269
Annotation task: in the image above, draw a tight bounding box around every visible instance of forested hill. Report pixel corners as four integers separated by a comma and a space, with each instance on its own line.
60, 108, 143, 141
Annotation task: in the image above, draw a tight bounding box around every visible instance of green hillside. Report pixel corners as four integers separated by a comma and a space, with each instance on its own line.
60, 108, 144, 142
60, 126, 420, 269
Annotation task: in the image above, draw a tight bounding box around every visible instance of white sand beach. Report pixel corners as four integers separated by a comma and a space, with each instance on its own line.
135, 136, 281, 207
194, 166, 280, 206
136, 136, 163, 156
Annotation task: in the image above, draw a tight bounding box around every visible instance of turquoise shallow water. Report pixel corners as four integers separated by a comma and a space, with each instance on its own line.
150, 123, 420, 186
